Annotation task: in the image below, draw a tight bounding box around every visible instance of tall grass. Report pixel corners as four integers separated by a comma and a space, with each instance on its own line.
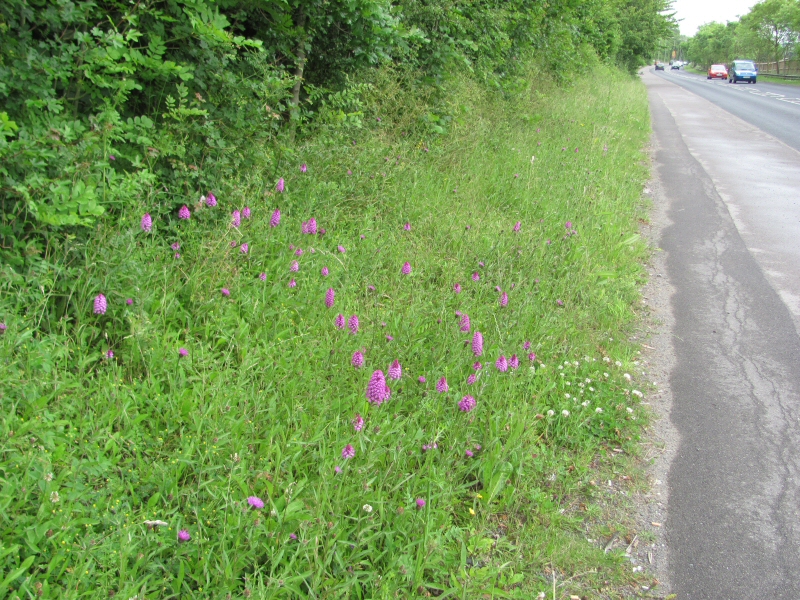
0, 64, 652, 598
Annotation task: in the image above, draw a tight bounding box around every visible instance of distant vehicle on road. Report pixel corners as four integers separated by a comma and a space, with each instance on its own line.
671, 62, 680, 70
655, 62, 666, 71
728, 59, 757, 84
708, 64, 728, 80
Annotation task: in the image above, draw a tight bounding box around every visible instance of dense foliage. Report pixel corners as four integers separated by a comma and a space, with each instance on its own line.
683, 0, 800, 69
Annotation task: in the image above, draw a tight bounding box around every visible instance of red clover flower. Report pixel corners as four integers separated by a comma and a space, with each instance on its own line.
402, 262, 412, 275
523, 341, 531, 350
416, 498, 426, 509
513, 221, 521, 232
179, 348, 188, 357
325, 288, 335, 308
289, 279, 297, 288
243, 207, 251, 219
500, 292, 508, 307
178, 205, 191, 220
300, 163, 307, 173
418, 376, 426, 383
221, 288, 231, 297
388, 359, 402, 380
247, 496, 264, 509
467, 374, 476, 385
141, 213, 152, 232
454, 283, 462, 293
206, 192, 217, 207
436, 377, 449, 393
510, 354, 520, 369
338, 245, 346, 253
460, 314, 471, 332
472, 272, 480, 281
178, 529, 191, 542
348, 315, 359, 334
352, 351, 364, 368
352, 414, 365, 431
259, 272, 267, 281
496, 355, 508, 372
232, 210, 241, 228
404, 222, 411, 231
290, 260, 299, 272
335, 314, 345, 329
276, 178, 285, 193
322, 266, 329, 276
342, 444, 355, 459
240, 243, 249, 254
473, 362, 482, 371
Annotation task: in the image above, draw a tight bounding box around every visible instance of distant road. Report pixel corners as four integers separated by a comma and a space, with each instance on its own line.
652, 67, 800, 152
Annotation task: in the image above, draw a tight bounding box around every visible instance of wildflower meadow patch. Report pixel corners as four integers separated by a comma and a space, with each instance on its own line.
0, 67, 653, 598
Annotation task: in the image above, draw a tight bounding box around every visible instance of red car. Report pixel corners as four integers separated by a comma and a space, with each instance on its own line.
707, 64, 728, 79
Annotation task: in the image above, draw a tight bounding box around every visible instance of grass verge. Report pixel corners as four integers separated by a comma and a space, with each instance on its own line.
1, 64, 653, 598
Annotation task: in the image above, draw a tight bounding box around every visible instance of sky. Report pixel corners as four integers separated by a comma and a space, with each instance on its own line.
672, 0, 756, 36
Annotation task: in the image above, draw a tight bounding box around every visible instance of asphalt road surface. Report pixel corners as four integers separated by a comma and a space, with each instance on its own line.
644, 68, 800, 598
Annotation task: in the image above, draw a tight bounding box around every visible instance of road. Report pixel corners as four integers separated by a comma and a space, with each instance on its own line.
643, 68, 800, 598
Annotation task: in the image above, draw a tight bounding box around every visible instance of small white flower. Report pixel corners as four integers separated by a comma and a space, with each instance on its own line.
632, 389, 643, 398
363, 504, 373, 513
561, 410, 570, 417
573, 361, 579, 367
623, 373, 632, 381
50, 491, 60, 503
547, 409, 555, 416
44, 472, 54, 482
540, 363, 546, 368
578, 382, 584, 388
595, 407, 603, 413
626, 407, 634, 413
558, 365, 563, 370
615, 361, 622, 367
585, 378, 591, 383
565, 381, 571, 386
604, 372, 609, 378
603, 357, 611, 363
582, 401, 589, 407
589, 386, 595, 392
565, 393, 571, 399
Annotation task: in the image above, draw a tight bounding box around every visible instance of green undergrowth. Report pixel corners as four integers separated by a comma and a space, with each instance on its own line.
0, 64, 653, 598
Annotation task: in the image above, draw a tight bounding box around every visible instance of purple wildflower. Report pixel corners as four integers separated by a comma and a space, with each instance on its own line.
418, 376, 426, 383
221, 288, 231, 297
270, 209, 281, 227
436, 377, 449, 393
348, 315, 359, 334
513, 221, 521, 232
523, 341, 531, 350
342, 444, 355, 459
465, 449, 474, 458
388, 359, 402, 380
496, 355, 508, 372
105, 350, 114, 360
171, 242, 180, 251
460, 314, 471, 333
416, 498, 426, 509
289, 279, 297, 288
368, 285, 376, 292
276, 178, 285, 193
472, 331, 484, 356
353, 414, 365, 431
240, 243, 249, 254
126, 298, 133, 305
325, 288, 335, 309
230, 241, 238, 248
243, 207, 251, 219
352, 351, 364, 368
290, 260, 299, 272
386, 335, 394, 341
454, 283, 462, 294
347, 169, 353, 175
479, 261, 485, 267
467, 374, 476, 385
500, 292, 508, 307
322, 266, 329, 276
304, 218, 317, 235
178, 529, 191, 542
174, 253, 181, 259
459, 396, 476, 412
109, 155, 115, 161
206, 193, 217, 207
93, 294, 107, 315
402, 262, 412, 275
335, 466, 342, 474
528, 352, 537, 362
473, 362, 482, 371
565, 221, 572, 229
338, 245, 346, 254
472, 272, 480, 281
367, 370, 390, 405
404, 222, 411, 231
141, 213, 153, 232
259, 272, 267, 281
556, 299, 564, 306
290, 533, 298, 541
510, 354, 520, 369
179, 348, 188, 357
178, 205, 190, 220
335, 314, 345, 329
300, 163, 308, 173
295, 248, 304, 256
247, 496, 264, 509
232, 210, 241, 228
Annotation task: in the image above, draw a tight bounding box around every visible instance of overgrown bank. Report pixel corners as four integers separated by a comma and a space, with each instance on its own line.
0, 62, 655, 597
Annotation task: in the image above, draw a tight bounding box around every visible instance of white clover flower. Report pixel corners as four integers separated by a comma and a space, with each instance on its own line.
565, 381, 571, 386
589, 386, 595, 392
585, 378, 591, 383
626, 407, 634, 413
565, 393, 571, 399
560, 372, 565, 377
632, 390, 643, 398
604, 372, 609, 378
50, 491, 60, 503
623, 373, 632, 381
547, 409, 555, 416
578, 382, 584, 388
561, 410, 570, 417
603, 357, 611, 362
363, 504, 373, 513
595, 407, 603, 413
573, 361, 579, 367
558, 365, 563, 370
582, 401, 590, 407
615, 361, 622, 367
44, 472, 54, 482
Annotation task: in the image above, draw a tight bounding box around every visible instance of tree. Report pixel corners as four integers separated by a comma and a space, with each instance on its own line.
741, 0, 798, 72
